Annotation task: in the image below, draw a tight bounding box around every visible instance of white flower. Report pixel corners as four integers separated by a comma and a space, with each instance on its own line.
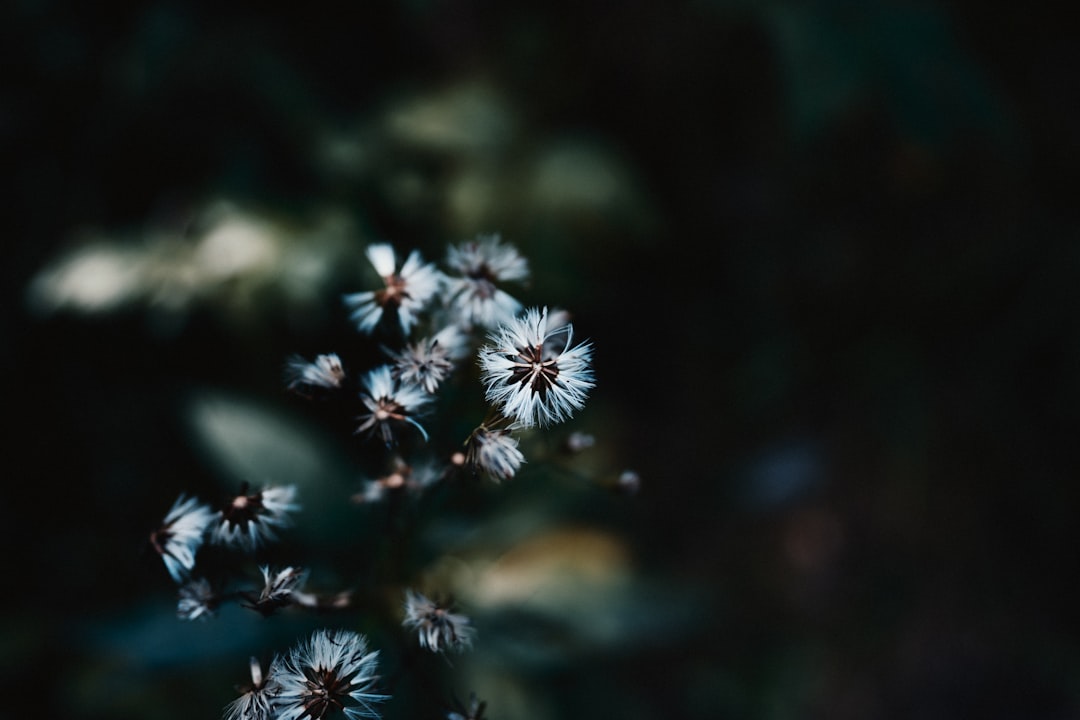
273, 629, 387, 720
177, 577, 218, 621
151, 494, 215, 583
343, 243, 442, 335
464, 426, 525, 481
285, 353, 346, 392
355, 365, 433, 444
385, 325, 468, 394
223, 657, 278, 720
402, 590, 475, 654
478, 307, 595, 428
445, 234, 528, 330
211, 484, 299, 551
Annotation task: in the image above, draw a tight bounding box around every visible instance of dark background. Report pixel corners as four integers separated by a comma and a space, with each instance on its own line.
4, 1, 1080, 718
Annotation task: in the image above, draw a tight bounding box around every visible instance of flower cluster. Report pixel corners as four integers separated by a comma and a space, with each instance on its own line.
340, 235, 531, 338
148, 232, 616, 720
149, 484, 300, 620
292, 234, 594, 480
224, 630, 386, 720
151, 485, 298, 582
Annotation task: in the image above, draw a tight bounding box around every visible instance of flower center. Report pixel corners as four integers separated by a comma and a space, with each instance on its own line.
302, 668, 348, 718
466, 267, 498, 299
376, 274, 409, 308
374, 399, 404, 422
222, 490, 265, 531
507, 344, 559, 398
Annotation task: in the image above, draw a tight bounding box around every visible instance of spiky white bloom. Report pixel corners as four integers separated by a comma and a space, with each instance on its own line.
223, 657, 278, 720
151, 494, 215, 583
445, 234, 528, 330
355, 365, 433, 444
464, 427, 525, 481
343, 243, 442, 334
478, 307, 595, 428
211, 484, 299, 551
402, 590, 475, 654
272, 629, 387, 720
385, 325, 468, 394
285, 353, 346, 391
177, 577, 218, 621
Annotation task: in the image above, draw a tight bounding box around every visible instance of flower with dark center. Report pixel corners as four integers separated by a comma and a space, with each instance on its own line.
272, 629, 387, 720
445, 234, 528, 330
343, 244, 442, 335
402, 590, 475, 654
478, 307, 595, 428
212, 483, 299, 551
355, 366, 432, 445
150, 494, 215, 583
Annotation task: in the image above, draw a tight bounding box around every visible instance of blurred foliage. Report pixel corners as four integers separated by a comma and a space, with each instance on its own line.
5, 1, 1080, 719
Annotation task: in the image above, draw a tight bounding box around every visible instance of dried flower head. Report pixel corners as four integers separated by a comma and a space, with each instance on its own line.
151, 494, 215, 583
285, 353, 346, 393
223, 656, 278, 720
445, 234, 528, 330
260, 566, 308, 603
464, 426, 525, 482
402, 590, 475, 654
245, 566, 309, 616
343, 243, 442, 335
355, 365, 432, 444
212, 483, 300, 551
177, 577, 218, 621
478, 307, 595, 428
273, 629, 387, 720
386, 325, 468, 394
